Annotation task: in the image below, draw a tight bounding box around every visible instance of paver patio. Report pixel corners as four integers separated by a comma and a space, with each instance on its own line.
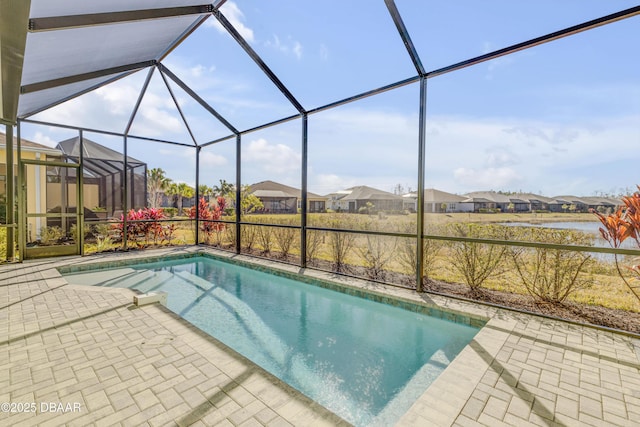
1, 247, 639, 426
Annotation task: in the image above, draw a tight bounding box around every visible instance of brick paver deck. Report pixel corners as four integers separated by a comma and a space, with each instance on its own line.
1, 247, 639, 426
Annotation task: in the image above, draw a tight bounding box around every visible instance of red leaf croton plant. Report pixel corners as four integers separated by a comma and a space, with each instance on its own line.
189, 196, 226, 243
591, 186, 640, 302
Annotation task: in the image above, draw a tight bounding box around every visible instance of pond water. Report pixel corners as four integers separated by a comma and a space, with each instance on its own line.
499, 221, 636, 250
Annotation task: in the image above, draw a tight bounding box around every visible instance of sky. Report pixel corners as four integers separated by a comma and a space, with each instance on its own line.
18, 0, 640, 198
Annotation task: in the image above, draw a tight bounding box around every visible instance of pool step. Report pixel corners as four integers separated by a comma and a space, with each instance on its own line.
132, 270, 174, 293
64, 268, 174, 292
64, 268, 139, 286
174, 270, 216, 291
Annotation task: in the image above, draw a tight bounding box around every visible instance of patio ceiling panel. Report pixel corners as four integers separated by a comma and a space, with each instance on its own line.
21, 16, 205, 88
18, 71, 135, 118
9, 1, 214, 124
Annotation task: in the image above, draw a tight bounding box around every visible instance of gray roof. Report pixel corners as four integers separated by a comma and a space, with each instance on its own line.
57, 137, 145, 166
0, 132, 60, 154
551, 195, 623, 206
339, 185, 402, 201
551, 195, 590, 205
249, 180, 324, 200
423, 188, 467, 203
464, 191, 560, 205
512, 193, 555, 204
464, 191, 513, 204
570, 196, 621, 206
251, 190, 295, 199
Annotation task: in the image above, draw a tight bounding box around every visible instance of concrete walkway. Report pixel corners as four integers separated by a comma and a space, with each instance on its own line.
1, 247, 639, 426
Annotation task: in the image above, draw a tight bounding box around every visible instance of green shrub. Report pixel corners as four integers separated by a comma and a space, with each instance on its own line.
162, 207, 178, 218
223, 224, 236, 248
327, 219, 356, 273
256, 225, 273, 254
0, 227, 7, 260
447, 223, 512, 292
95, 235, 113, 252
397, 222, 443, 284
39, 226, 64, 245
358, 235, 395, 280
273, 220, 297, 259
305, 230, 322, 265
241, 225, 257, 250
93, 223, 111, 237
510, 227, 594, 303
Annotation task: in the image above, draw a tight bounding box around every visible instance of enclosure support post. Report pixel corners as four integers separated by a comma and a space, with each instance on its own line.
123, 135, 128, 250
416, 77, 427, 291
300, 114, 308, 268
195, 146, 200, 246
6, 124, 15, 260
16, 121, 24, 261
235, 134, 241, 253
78, 130, 85, 256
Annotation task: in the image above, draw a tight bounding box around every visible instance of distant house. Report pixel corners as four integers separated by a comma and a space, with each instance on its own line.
249, 180, 326, 213
327, 185, 403, 213
514, 193, 554, 212
402, 192, 418, 212
549, 195, 620, 213
463, 191, 564, 212
401, 189, 474, 213
581, 196, 621, 212
326, 190, 354, 212
463, 191, 514, 212
425, 189, 474, 213
461, 192, 621, 213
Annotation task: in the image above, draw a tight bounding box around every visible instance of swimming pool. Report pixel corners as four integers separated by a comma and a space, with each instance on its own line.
63, 255, 482, 426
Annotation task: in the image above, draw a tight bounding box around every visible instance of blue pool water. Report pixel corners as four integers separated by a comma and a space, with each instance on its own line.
64, 257, 481, 426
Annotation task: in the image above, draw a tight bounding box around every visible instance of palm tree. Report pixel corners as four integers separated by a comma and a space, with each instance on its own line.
198, 184, 214, 201
167, 182, 194, 216
230, 184, 263, 215
147, 168, 171, 208
213, 179, 234, 197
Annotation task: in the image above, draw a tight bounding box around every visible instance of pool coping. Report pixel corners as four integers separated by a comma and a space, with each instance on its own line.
3, 246, 640, 426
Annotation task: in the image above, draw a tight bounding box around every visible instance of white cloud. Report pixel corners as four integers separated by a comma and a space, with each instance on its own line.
264, 35, 304, 60
30, 71, 148, 132
31, 132, 58, 148
481, 41, 517, 79
424, 113, 640, 194
244, 138, 301, 174
158, 147, 227, 167
319, 44, 329, 61
311, 174, 359, 195
454, 167, 522, 189
135, 107, 183, 137
293, 42, 303, 60
209, 1, 255, 43
503, 125, 580, 146
200, 151, 228, 166
485, 146, 520, 168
